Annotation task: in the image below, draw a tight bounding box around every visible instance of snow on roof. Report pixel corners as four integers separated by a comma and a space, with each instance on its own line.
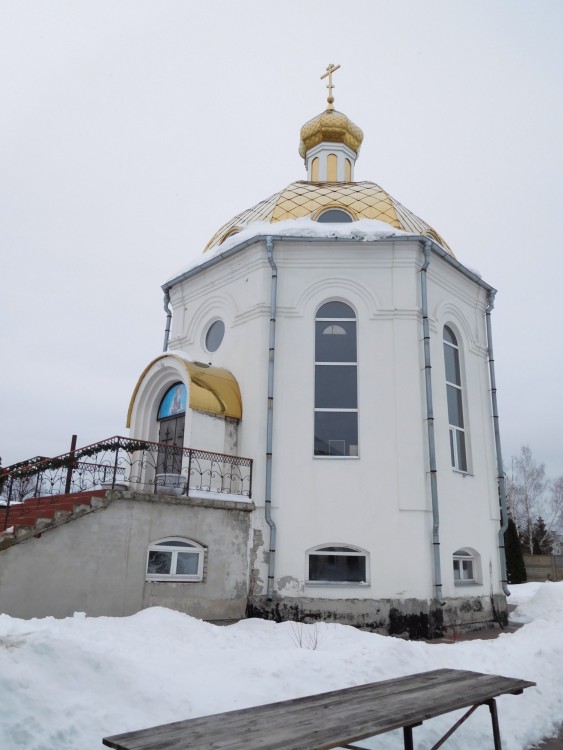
165, 216, 411, 286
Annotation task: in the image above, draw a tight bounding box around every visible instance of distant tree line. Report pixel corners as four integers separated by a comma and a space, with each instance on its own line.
504, 445, 563, 584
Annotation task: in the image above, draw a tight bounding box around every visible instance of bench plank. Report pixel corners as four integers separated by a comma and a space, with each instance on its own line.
103, 669, 535, 750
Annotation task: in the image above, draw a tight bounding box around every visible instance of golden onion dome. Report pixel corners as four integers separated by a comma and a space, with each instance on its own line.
203, 181, 453, 256
299, 108, 364, 159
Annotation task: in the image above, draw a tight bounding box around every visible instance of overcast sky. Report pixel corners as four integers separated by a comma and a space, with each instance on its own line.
1, 1, 562, 480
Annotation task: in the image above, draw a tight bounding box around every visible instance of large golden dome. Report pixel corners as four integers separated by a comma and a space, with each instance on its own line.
299, 108, 364, 159
204, 181, 452, 255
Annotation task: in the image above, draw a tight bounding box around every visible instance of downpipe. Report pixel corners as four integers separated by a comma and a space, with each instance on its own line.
265, 237, 277, 601
421, 240, 444, 603
486, 291, 510, 597
162, 289, 172, 352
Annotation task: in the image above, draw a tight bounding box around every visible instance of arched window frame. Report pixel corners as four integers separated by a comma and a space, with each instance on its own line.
314, 207, 355, 223
156, 382, 187, 478
443, 325, 468, 472
452, 547, 481, 586
306, 544, 369, 585
146, 537, 205, 582
314, 301, 359, 458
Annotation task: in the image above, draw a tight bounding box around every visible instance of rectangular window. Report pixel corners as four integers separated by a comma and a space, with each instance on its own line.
147, 550, 172, 575
453, 558, 474, 581
308, 551, 366, 583
314, 412, 358, 456
315, 366, 357, 409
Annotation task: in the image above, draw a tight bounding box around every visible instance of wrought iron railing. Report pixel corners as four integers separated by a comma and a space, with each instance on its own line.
1, 436, 253, 530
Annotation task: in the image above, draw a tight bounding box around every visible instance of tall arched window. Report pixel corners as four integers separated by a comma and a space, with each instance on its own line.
443, 326, 467, 471
314, 302, 358, 457
311, 157, 319, 181
327, 153, 337, 181
157, 382, 187, 475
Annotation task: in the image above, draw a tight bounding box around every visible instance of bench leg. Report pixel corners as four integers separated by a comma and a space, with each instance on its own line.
403, 725, 414, 750
487, 699, 502, 750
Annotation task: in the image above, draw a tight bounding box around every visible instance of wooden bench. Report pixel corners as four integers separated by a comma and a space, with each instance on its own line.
102, 668, 535, 750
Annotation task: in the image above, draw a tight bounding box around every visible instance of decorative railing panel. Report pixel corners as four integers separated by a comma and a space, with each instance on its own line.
1, 436, 253, 531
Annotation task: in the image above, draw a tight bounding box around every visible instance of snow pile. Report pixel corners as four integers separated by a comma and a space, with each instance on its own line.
0, 584, 562, 749
510, 580, 563, 624
166, 216, 410, 282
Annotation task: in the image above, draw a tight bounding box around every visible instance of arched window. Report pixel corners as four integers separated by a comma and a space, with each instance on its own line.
443, 326, 467, 471
157, 382, 187, 476
314, 302, 358, 457
453, 548, 481, 585
344, 158, 352, 181
311, 157, 319, 181
327, 153, 337, 181
316, 208, 354, 223
307, 544, 368, 583
146, 537, 205, 581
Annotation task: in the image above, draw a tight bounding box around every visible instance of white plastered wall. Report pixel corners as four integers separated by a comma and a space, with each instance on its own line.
161, 237, 503, 607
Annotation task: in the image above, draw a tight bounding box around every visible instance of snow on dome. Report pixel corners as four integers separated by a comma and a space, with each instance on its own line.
203, 181, 453, 256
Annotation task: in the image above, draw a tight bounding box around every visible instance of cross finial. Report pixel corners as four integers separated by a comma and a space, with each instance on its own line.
320, 63, 340, 110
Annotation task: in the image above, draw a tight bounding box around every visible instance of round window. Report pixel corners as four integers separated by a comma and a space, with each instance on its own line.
205, 320, 225, 352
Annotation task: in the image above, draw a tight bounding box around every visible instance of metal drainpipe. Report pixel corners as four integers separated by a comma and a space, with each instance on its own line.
485, 291, 510, 597
265, 236, 278, 601
162, 289, 172, 352
421, 239, 444, 603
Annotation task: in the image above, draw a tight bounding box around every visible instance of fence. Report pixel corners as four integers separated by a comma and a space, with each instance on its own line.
1, 436, 253, 531
523, 554, 563, 582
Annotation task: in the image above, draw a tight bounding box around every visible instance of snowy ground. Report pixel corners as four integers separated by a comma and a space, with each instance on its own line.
1, 583, 562, 750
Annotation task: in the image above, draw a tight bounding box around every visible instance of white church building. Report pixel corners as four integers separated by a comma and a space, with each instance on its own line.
126, 68, 510, 637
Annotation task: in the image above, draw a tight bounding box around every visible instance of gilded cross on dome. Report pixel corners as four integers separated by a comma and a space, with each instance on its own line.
321, 63, 340, 110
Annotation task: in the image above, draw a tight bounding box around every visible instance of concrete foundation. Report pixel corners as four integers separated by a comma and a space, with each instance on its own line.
0, 491, 253, 621
247, 593, 508, 640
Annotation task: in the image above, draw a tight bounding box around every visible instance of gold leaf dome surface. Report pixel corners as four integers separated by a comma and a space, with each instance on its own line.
204, 181, 453, 255
299, 109, 364, 159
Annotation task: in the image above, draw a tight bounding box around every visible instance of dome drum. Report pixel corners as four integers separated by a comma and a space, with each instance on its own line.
306, 142, 357, 182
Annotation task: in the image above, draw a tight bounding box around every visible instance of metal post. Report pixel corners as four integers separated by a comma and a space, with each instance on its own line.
487, 699, 502, 750
64, 434, 77, 495
3, 477, 14, 530
185, 448, 193, 497
403, 725, 415, 750
111, 437, 120, 490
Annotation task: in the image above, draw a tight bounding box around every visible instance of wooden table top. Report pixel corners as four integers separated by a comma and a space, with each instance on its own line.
102, 668, 535, 750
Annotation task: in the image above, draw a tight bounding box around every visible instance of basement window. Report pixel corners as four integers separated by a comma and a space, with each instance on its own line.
453, 548, 481, 585
307, 545, 368, 584
146, 538, 205, 582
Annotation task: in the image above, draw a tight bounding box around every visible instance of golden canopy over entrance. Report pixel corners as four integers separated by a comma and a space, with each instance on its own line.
126, 354, 242, 427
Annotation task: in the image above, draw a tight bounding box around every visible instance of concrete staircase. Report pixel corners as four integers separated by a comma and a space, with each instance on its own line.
0, 490, 109, 550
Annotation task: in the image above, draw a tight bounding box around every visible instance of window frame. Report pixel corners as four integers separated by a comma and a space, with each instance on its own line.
314, 301, 359, 459
315, 207, 355, 223
205, 319, 225, 353
306, 544, 369, 586
146, 537, 205, 582
443, 325, 468, 472
452, 548, 481, 586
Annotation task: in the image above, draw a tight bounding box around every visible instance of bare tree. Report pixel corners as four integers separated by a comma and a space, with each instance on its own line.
507, 446, 563, 555
549, 476, 563, 535
507, 446, 547, 555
